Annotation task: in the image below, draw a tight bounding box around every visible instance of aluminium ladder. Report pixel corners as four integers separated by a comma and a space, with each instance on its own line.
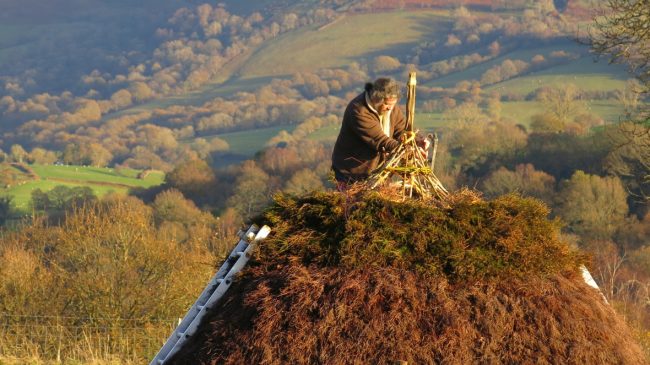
150, 224, 271, 365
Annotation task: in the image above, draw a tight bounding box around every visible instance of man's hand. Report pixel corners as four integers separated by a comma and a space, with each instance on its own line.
417, 146, 428, 159
415, 136, 430, 149
415, 135, 430, 159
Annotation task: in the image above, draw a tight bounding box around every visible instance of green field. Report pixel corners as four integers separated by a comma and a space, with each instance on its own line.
29, 165, 162, 186
217, 124, 296, 155
487, 56, 630, 95
239, 10, 451, 79
424, 42, 629, 93
423, 43, 579, 88
498, 100, 626, 126
1, 164, 164, 213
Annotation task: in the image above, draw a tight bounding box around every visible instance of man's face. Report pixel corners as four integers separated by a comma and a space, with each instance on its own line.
375, 97, 398, 115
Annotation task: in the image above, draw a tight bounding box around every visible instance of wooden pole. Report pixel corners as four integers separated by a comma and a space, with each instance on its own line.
406, 72, 416, 132
430, 132, 438, 172
366, 71, 448, 200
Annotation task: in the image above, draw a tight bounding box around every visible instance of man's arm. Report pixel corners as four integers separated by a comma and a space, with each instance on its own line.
348, 107, 400, 152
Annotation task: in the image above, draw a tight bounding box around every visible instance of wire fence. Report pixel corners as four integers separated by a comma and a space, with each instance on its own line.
0, 313, 176, 363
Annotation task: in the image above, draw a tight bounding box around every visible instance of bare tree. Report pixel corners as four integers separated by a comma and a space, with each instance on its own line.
594, 246, 627, 300
589, 0, 650, 201
605, 120, 650, 200
589, 0, 650, 94
540, 84, 585, 124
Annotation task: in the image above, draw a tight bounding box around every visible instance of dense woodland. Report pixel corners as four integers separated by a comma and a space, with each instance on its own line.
0, 0, 649, 363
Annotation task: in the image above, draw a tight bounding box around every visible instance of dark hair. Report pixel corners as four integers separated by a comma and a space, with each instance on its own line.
365, 78, 401, 102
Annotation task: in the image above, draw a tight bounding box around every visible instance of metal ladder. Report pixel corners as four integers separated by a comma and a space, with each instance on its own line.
149, 224, 271, 365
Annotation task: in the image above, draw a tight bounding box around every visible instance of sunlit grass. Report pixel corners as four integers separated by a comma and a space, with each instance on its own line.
487, 56, 630, 96
212, 124, 296, 155
423, 41, 585, 88
2, 165, 164, 214
6, 180, 125, 212
499, 100, 626, 127
239, 10, 451, 79
29, 165, 163, 185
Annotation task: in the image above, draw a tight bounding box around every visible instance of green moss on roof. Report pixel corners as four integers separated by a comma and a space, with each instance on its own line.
255, 190, 586, 282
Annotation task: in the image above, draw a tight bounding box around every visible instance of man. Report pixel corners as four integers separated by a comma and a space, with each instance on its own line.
331, 77, 409, 186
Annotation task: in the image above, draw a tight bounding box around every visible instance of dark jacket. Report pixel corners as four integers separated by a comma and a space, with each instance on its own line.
331, 92, 408, 182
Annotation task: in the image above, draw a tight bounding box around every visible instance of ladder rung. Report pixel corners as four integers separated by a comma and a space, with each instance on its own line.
149, 224, 271, 365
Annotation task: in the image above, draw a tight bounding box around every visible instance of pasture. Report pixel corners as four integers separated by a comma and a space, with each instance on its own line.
1, 164, 164, 214
238, 10, 451, 79
486, 56, 630, 95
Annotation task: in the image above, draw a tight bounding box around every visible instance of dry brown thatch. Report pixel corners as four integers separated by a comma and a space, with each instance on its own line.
169, 191, 647, 364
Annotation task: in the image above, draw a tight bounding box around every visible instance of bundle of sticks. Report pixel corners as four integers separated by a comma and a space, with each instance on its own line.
366, 72, 448, 200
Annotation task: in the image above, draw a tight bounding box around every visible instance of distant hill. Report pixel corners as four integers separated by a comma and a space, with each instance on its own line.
0, 0, 635, 169
0, 0, 188, 20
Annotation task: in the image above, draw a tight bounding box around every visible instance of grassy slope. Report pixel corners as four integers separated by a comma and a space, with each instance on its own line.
2, 165, 164, 213
29, 165, 162, 185
238, 10, 451, 79
486, 56, 630, 95
185, 124, 298, 167
498, 100, 625, 126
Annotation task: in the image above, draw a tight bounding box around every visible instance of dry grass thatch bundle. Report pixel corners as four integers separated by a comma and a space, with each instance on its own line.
169, 191, 646, 364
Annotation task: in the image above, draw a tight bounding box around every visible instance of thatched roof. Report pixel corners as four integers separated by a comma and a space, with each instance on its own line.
169, 191, 646, 364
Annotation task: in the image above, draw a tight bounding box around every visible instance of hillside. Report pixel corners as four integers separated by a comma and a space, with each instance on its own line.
0, 0, 637, 170
168, 190, 646, 364
0, 163, 164, 214
1, 1, 649, 363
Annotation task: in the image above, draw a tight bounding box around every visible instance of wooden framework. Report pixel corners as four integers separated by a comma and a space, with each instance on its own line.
366, 72, 448, 200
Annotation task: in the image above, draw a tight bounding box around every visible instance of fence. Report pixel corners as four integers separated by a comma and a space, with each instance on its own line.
0, 314, 175, 363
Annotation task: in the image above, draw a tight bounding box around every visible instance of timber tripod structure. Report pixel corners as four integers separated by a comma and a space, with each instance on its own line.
366, 72, 448, 200
150, 224, 271, 365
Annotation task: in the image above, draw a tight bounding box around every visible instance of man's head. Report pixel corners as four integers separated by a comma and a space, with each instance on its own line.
365, 78, 401, 114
